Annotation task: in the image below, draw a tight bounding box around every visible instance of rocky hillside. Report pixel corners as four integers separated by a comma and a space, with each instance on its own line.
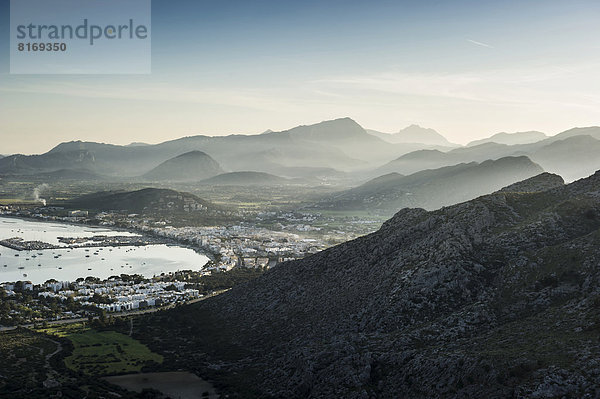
499, 172, 564, 193
138, 171, 600, 398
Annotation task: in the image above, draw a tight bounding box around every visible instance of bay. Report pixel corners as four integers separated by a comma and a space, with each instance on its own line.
0, 217, 209, 284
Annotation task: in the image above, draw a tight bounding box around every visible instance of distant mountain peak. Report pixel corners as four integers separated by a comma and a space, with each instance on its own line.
367, 124, 456, 146
405, 123, 425, 129
126, 142, 151, 147
286, 117, 373, 142
395, 124, 452, 144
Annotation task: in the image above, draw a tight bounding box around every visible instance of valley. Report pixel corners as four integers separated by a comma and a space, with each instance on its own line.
1, 117, 600, 398
3, 0, 598, 397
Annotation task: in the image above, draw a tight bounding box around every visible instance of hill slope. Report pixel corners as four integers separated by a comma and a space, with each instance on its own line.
528, 135, 600, 182
324, 156, 543, 212
374, 142, 514, 176
550, 126, 600, 141
66, 188, 212, 213
499, 172, 564, 193
142, 151, 223, 181
0, 150, 96, 175
200, 171, 288, 186
138, 170, 600, 398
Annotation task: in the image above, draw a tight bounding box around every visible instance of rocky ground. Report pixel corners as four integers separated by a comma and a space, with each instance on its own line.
137, 171, 600, 398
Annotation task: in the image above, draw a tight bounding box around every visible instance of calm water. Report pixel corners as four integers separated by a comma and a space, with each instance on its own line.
0, 217, 209, 284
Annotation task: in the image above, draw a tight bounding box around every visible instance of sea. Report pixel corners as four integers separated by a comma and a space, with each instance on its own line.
0, 216, 209, 284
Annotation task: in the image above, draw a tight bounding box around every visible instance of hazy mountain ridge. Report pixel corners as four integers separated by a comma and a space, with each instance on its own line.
366, 124, 457, 147
1, 118, 409, 177
467, 131, 547, 147
378, 133, 600, 182
0, 150, 96, 175
528, 135, 600, 182
1, 121, 599, 184
142, 151, 224, 182
287, 117, 376, 143
323, 156, 544, 212
550, 126, 600, 141
138, 170, 600, 398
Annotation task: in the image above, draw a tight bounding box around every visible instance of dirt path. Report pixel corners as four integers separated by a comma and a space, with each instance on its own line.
44, 337, 62, 362
41, 336, 63, 388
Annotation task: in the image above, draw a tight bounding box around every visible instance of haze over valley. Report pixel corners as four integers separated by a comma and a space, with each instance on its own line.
2, 89, 600, 399
2, 0, 600, 397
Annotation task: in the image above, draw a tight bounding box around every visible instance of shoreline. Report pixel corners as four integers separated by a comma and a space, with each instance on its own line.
0, 214, 215, 285
0, 212, 218, 262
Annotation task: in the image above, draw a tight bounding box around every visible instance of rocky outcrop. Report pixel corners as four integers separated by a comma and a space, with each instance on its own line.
499, 172, 565, 193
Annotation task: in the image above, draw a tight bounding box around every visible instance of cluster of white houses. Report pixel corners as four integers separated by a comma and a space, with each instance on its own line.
3, 278, 201, 314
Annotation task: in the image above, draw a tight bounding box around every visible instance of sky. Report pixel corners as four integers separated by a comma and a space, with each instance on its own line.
1, 0, 600, 154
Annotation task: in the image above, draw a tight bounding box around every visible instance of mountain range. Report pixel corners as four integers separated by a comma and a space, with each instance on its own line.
466, 131, 547, 147
0, 118, 415, 178
137, 170, 600, 398
320, 156, 544, 212
1, 118, 599, 185
375, 131, 600, 182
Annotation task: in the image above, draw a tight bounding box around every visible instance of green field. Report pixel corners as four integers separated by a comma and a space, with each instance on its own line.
38, 323, 163, 376
0, 198, 39, 205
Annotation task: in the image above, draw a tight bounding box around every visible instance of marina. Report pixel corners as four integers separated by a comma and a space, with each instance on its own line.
0, 217, 210, 284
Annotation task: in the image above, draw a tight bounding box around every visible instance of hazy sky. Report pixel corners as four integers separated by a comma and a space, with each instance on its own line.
1, 0, 600, 154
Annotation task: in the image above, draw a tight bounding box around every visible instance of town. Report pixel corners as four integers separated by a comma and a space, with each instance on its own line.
0, 204, 357, 271
0, 204, 344, 327
0, 267, 262, 327
1, 275, 200, 318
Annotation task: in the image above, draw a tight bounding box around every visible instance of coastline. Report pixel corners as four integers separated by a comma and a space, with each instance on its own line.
0, 212, 218, 262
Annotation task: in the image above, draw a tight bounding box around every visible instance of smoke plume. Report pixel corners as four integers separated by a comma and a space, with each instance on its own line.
33, 183, 49, 206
